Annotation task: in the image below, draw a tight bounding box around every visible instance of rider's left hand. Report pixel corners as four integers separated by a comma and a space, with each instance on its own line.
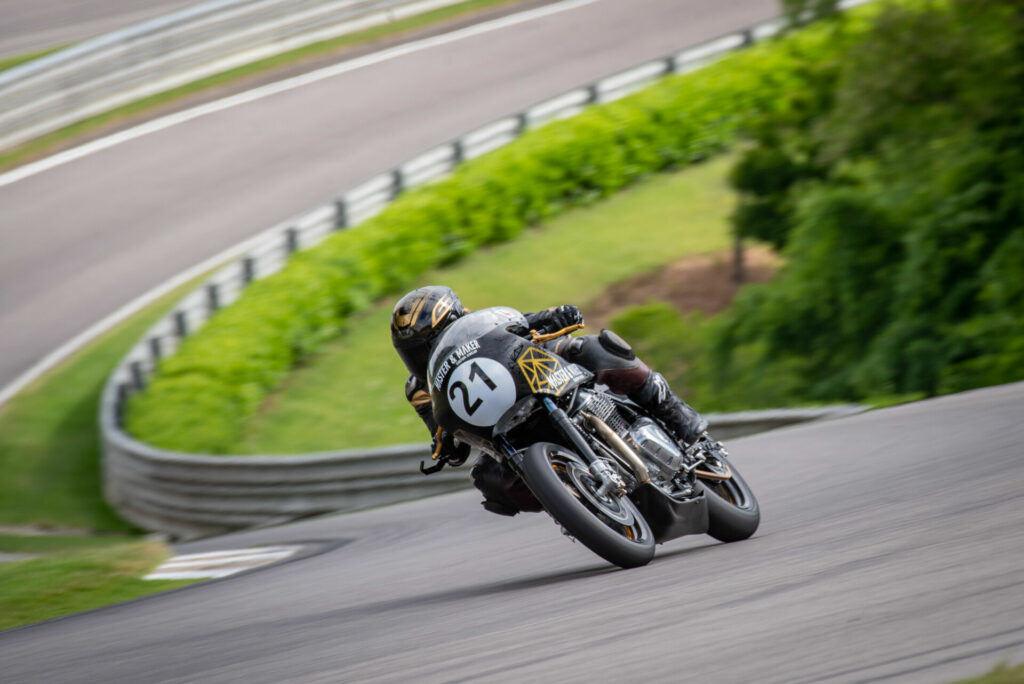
551, 305, 584, 330
432, 429, 471, 466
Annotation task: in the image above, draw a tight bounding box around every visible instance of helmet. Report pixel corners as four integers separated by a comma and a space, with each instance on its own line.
390, 286, 465, 376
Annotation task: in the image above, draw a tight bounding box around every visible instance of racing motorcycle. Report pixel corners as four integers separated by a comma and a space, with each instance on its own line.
422, 307, 760, 568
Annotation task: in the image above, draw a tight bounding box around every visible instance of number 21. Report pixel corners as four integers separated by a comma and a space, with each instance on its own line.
449, 361, 496, 416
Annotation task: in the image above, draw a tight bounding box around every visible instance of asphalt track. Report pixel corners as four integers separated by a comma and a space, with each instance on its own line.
0, 0, 778, 396
0, 0, 198, 58
3, 383, 1023, 682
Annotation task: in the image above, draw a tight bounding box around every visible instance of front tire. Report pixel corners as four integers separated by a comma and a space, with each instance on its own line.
519, 442, 655, 569
698, 455, 760, 542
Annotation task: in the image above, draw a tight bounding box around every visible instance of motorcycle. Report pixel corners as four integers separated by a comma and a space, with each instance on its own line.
422, 307, 759, 568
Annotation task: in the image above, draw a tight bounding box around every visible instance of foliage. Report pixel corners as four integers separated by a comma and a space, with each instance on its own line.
730, 146, 812, 249
128, 27, 847, 453
709, 0, 1024, 405
782, 0, 841, 27
611, 302, 812, 411
238, 157, 735, 452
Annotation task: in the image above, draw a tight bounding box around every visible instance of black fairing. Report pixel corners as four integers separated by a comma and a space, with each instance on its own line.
427, 308, 591, 442
427, 308, 709, 545
630, 484, 709, 541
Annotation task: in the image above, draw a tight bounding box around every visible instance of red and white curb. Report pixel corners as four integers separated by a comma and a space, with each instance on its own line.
144, 545, 301, 580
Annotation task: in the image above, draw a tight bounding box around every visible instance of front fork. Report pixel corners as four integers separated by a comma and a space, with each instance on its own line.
539, 397, 626, 497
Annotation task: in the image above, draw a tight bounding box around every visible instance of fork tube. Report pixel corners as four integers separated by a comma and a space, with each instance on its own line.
542, 398, 600, 465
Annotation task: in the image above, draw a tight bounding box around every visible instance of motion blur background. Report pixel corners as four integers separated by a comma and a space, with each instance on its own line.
1, 0, 1023, 681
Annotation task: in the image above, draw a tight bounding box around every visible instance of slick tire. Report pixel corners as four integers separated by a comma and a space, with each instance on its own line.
699, 456, 760, 543
520, 442, 655, 569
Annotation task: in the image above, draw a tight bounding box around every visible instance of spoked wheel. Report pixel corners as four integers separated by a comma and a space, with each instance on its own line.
697, 454, 760, 543
520, 442, 655, 569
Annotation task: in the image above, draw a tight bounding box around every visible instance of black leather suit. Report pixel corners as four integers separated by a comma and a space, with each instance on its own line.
402, 306, 708, 516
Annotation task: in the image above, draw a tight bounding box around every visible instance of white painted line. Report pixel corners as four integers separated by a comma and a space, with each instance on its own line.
158, 546, 298, 562
158, 551, 296, 568
144, 545, 301, 580
0, 0, 598, 190
145, 569, 254, 580
0, 0, 601, 410
0, 224, 277, 408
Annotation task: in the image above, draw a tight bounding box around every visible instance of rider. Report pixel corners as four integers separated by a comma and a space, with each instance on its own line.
390, 285, 711, 517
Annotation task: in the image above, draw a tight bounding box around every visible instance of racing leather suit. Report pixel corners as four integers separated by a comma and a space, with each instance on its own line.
403, 305, 708, 516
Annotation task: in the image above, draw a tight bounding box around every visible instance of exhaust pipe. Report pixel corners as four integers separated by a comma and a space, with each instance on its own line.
582, 412, 650, 484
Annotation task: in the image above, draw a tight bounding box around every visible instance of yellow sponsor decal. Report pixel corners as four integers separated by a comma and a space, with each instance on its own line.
394, 293, 428, 329
431, 294, 455, 328
517, 347, 572, 394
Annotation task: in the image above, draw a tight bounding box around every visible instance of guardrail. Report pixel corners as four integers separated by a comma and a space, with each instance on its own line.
101, 24, 789, 413
103, 406, 864, 540
0, 0, 477, 151
101, 1, 872, 540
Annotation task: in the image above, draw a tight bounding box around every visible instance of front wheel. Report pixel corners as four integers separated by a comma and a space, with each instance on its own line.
519, 442, 655, 569
698, 455, 760, 542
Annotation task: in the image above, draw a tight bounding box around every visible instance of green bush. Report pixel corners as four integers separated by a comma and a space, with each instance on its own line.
698, 0, 1024, 407
611, 302, 813, 412
126, 24, 855, 453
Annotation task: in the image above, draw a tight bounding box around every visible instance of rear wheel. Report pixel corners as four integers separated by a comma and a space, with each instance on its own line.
520, 442, 655, 569
698, 455, 760, 542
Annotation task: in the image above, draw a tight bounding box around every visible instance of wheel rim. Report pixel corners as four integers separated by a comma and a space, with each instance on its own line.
701, 461, 752, 510
548, 449, 650, 543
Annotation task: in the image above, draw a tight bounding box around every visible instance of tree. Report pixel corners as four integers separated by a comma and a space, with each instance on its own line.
782, 0, 840, 27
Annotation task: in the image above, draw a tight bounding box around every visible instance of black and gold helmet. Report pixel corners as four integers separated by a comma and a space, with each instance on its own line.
390, 286, 465, 376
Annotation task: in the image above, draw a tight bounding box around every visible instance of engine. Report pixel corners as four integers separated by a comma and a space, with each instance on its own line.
625, 418, 687, 476
577, 390, 686, 483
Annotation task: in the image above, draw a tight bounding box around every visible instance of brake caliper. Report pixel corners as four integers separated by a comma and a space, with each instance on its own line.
590, 459, 626, 498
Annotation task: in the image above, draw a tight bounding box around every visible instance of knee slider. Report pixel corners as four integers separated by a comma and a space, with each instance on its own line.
598, 329, 635, 360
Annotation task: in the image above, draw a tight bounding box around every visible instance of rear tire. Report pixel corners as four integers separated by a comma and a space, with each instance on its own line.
520, 442, 655, 569
699, 456, 760, 542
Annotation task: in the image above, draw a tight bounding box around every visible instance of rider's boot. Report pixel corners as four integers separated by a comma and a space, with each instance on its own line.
629, 371, 708, 447
470, 456, 543, 517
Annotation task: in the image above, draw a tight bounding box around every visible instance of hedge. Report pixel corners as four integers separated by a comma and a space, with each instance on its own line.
126, 23, 858, 453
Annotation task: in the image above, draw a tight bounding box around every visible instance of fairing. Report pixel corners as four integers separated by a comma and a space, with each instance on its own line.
427, 308, 590, 440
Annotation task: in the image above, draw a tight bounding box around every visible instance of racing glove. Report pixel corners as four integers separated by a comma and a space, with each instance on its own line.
431, 428, 471, 466
525, 305, 584, 334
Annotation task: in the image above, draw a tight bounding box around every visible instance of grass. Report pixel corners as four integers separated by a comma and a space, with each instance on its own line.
0, 45, 67, 74
0, 0, 532, 174
237, 154, 737, 453
0, 277, 210, 630
0, 534, 128, 554
0, 278, 205, 532
952, 664, 1024, 684
0, 540, 193, 631
0, 145, 732, 629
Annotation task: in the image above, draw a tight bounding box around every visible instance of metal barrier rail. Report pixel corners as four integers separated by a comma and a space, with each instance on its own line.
102, 405, 863, 540
102, 21, 791, 407
0, 0, 473, 150
100, 1, 873, 539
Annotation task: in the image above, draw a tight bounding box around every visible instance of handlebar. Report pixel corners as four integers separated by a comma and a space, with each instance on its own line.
530, 322, 585, 344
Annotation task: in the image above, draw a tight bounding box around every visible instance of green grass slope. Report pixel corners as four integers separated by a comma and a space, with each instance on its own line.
238, 155, 736, 453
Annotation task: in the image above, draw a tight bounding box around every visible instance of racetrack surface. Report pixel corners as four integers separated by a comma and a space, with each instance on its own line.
0, 0, 199, 58
0, 0, 777, 396
2, 383, 1023, 683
